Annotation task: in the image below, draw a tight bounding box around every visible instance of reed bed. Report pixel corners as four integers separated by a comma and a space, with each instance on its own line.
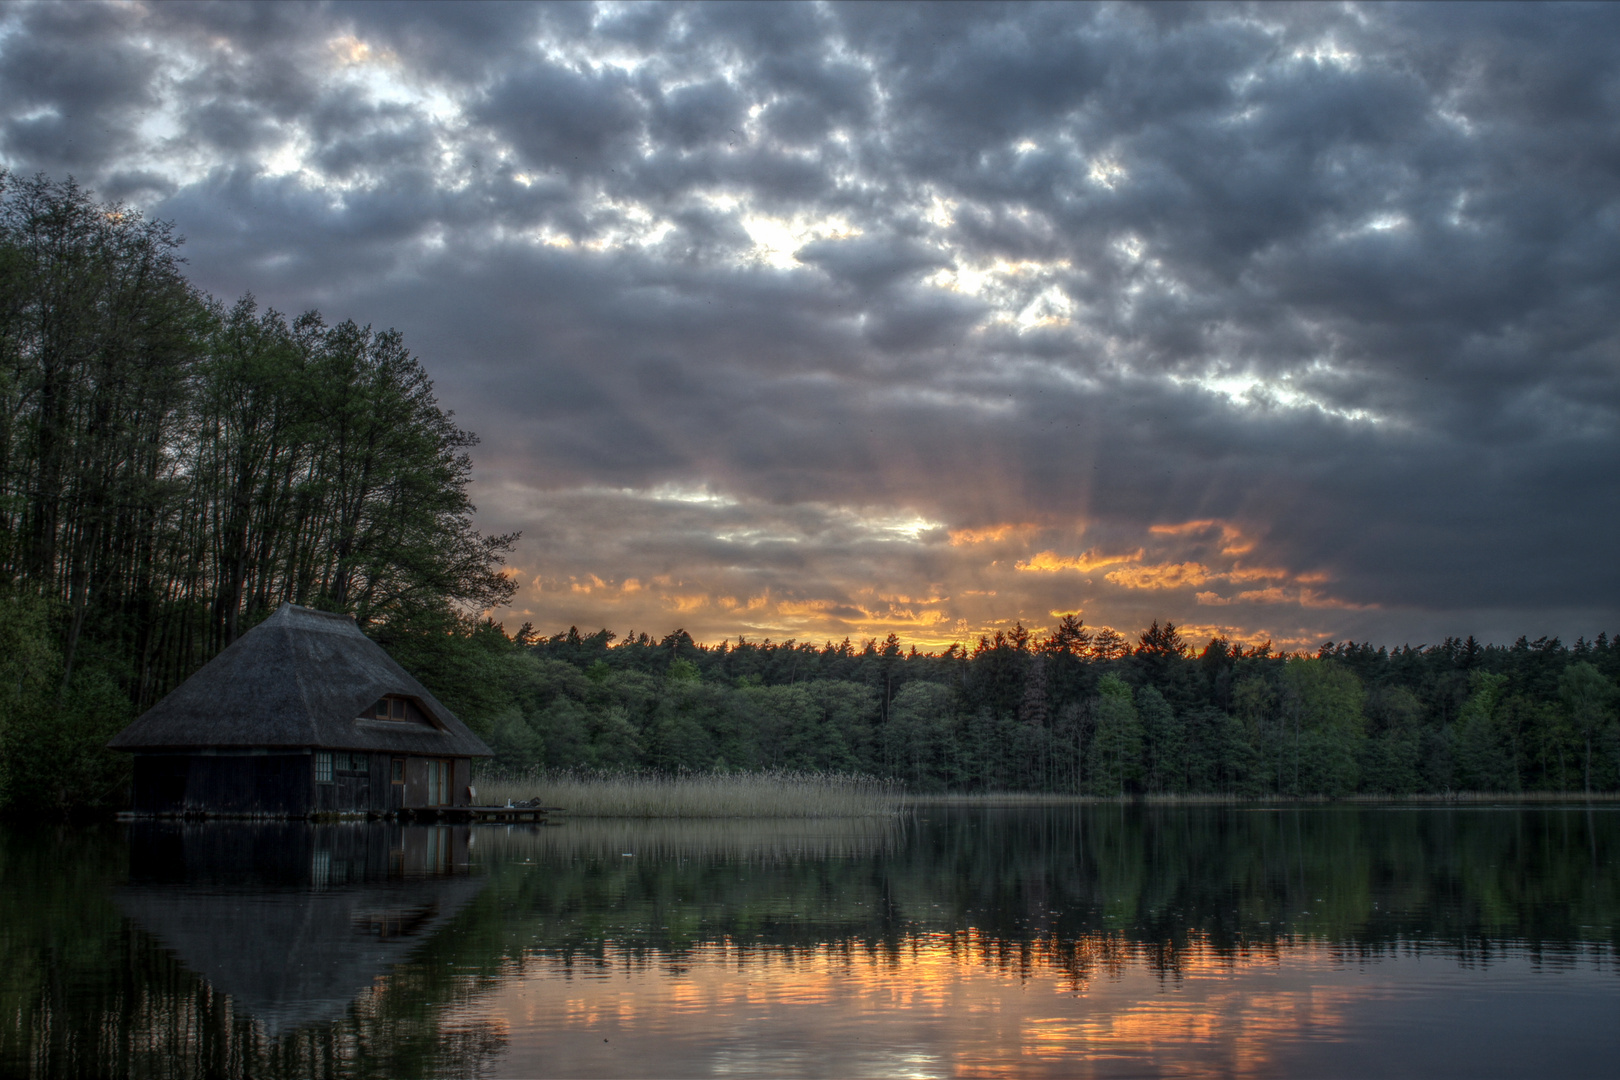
907, 790, 1620, 807
469, 816, 904, 864
1340, 790, 1620, 803
473, 768, 906, 818
904, 792, 1218, 807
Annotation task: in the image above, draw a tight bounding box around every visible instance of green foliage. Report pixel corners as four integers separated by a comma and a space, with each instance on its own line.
1089, 675, 1142, 795
1559, 662, 1618, 792
1452, 672, 1518, 792
6, 668, 133, 813
885, 681, 957, 791
449, 620, 1620, 799
0, 591, 59, 806
1279, 659, 1364, 796
0, 176, 515, 814
1360, 687, 1423, 794
1137, 686, 1182, 792
666, 658, 702, 683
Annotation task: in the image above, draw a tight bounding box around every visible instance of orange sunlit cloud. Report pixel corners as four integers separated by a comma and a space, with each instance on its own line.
1235, 586, 1292, 604
1184, 585, 1375, 613
1176, 622, 1287, 648
473, 933, 1376, 1080
1106, 561, 1213, 590
949, 522, 1043, 546
1226, 564, 1291, 582
775, 599, 839, 618
1149, 518, 1256, 555
499, 483, 1364, 651
1016, 548, 1142, 573
1301, 589, 1377, 611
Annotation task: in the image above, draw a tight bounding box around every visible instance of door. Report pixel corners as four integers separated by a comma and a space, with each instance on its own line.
426, 759, 453, 806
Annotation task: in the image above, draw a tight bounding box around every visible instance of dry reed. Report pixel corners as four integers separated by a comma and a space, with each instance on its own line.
908, 790, 1620, 807
469, 816, 903, 864
473, 767, 905, 818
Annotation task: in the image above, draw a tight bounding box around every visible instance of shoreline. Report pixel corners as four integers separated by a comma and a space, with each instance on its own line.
8, 787, 1617, 825
905, 790, 1620, 808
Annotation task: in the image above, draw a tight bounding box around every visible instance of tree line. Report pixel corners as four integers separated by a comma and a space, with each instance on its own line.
457, 616, 1620, 797
2, 172, 1616, 811
0, 174, 515, 811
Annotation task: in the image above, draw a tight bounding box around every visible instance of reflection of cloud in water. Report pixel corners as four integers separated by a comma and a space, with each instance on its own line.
463, 935, 1615, 1080
472, 816, 904, 865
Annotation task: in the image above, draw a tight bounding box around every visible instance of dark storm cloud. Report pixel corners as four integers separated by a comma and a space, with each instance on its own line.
0, 2, 158, 174
2, 0, 1617, 645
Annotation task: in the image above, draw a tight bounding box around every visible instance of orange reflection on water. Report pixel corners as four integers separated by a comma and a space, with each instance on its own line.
465, 932, 1385, 1078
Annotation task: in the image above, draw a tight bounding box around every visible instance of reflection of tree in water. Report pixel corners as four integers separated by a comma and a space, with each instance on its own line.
465, 807, 1620, 980
1, 823, 507, 1080
2, 809, 1617, 1077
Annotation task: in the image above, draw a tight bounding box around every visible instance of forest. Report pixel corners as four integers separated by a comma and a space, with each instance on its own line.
2, 172, 1617, 812
0, 174, 515, 812
472, 618, 1620, 797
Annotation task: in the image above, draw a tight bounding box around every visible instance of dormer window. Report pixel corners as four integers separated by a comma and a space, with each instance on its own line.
369, 696, 411, 721
357, 694, 440, 729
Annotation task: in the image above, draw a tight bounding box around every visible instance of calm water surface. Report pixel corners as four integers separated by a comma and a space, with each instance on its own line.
1, 806, 1616, 1078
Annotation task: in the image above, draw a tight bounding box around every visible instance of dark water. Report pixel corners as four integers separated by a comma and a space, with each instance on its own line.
1, 806, 1616, 1079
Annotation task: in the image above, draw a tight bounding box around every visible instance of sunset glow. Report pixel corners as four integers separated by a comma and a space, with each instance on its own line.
3, 2, 1613, 649
457, 933, 1578, 1079
5, 7, 1620, 1078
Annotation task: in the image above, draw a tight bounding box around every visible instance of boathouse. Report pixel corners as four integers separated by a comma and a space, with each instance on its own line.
108, 603, 493, 817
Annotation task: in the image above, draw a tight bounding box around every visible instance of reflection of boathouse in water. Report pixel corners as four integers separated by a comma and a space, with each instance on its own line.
108, 603, 492, 816
117, 822, 487, 1038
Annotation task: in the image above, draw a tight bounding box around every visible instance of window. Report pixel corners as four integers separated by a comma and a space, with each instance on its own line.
367, 695, 415, 722
391, 758, 405, 784
315, 752, 333, 784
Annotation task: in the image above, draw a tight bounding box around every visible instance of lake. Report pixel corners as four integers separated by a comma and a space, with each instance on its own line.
2, 805, 1616, 1078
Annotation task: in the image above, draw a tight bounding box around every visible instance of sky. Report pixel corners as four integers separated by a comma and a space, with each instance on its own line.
3, 0, 1617, 652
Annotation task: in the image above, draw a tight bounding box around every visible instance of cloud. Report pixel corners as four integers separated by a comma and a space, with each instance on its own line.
1106, 562, 1213, 591
949, 523, 1041, 546
3, 1, 1617, 647
1017, 549, 1142, 575
1150, 519, 1256, 556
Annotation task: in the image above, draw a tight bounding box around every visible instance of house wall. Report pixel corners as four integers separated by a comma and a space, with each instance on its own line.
313, 751, 374, 813
400, 755, 473, 809
131, 752, 480, 815
133, 753, 314, 816
454, 758, 472, 807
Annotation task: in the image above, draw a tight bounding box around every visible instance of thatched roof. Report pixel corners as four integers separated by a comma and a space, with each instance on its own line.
109, 602, 492, 756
